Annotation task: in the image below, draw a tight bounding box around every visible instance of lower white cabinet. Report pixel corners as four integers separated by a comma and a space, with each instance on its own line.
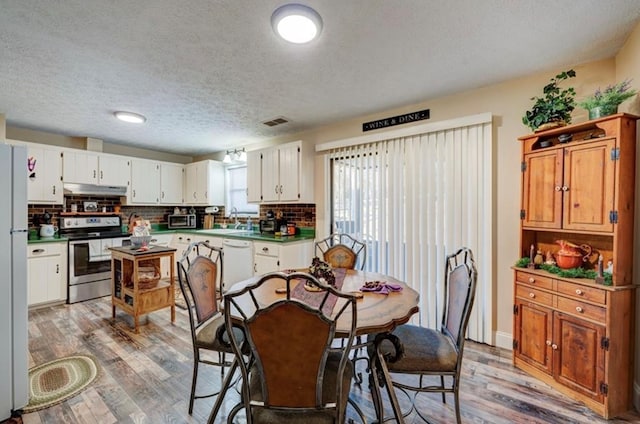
27, 242, 67, 306
253, 240, 313, 274
150, 234, 175, 279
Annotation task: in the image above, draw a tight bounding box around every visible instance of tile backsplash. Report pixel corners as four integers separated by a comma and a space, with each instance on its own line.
28, 196, 316, 231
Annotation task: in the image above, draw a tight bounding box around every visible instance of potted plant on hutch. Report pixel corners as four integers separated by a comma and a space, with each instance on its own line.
522, 69, 577, 132
578, 79, 637, 120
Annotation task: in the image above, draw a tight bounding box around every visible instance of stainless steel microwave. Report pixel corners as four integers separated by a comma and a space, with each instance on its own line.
168, 214, 197, 229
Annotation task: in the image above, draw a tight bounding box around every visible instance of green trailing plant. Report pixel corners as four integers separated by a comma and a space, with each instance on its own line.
522, 69, 577, 131
578, 79, 637, 111
515, 258, 612, 286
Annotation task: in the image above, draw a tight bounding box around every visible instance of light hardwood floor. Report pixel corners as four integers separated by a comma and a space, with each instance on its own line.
22, 297, 640, 424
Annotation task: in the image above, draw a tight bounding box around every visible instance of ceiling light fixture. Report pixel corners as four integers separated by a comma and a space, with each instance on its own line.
114, 111, 146, 124
271, 3, 323, 44
224, 148, 247, 164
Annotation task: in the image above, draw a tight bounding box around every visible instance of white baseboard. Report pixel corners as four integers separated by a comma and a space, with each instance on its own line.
494, 331, 512, 350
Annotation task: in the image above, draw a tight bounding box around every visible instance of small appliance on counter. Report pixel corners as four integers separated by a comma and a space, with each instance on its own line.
168, 213, 197, 229
259, 218, 286, 234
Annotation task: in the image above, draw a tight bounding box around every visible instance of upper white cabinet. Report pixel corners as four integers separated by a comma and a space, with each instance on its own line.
159, 162, 184, 205
184, 160, 224, 205
246, 149, 262, 203
248, 140, 314, 203
99, 154, 130, 187
63, 151, 129, 187
26, 145, 63, 204
129, 158, 160, 204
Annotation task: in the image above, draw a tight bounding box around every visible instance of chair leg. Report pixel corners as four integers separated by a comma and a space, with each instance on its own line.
440, 375, 446, 404
208, 359, 239, 424
453, 378, 461, 424
188, 349, 200, 414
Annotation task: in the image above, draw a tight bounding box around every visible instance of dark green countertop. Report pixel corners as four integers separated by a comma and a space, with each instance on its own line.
28, 236, 69, 245
149, 226, 315, 243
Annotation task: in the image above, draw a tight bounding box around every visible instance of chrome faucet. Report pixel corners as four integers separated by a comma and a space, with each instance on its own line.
230, 207, 241, 229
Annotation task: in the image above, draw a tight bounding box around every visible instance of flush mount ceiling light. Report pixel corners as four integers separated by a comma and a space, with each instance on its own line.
224, 148, 247, 164
271, 3, 323, 44
114, 111, 146, 124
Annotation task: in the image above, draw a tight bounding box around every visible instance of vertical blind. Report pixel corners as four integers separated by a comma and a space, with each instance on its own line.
328, 116, 492, 343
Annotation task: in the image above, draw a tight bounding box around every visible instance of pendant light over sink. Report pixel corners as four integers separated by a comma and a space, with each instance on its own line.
271, 3, 323, 44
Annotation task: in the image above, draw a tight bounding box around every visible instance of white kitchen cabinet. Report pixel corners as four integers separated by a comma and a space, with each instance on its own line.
149, 234, 175, 278
184, 160, 224, 205
248, 140, 314, 203
253, 240, 314, 274
159, 162, 184, 205
99, 154, 130, 187
27, 242, 67, 306
63, 151, 129, 188
63, 150, 99, 184
26, 145, 63, 204
246, 149, 262, 203
129, 159, 160, 204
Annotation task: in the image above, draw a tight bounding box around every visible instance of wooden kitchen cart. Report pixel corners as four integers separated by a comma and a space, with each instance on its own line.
109, 245, 177, 333
513, 113, 638, 419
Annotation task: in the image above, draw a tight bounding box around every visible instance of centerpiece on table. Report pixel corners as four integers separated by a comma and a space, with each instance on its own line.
522, 69, 576, 132
578, 79, 637, 120
308, 257, 336, 287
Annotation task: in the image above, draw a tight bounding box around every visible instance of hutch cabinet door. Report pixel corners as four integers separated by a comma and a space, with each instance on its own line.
514, 299, 553, 374
553, 312, 605, 403
522, 149, 563, 229
562, 139, 615, 232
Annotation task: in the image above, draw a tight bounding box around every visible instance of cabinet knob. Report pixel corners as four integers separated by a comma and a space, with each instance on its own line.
528, 277, 535, 283
555, 186, 561, 191
552, 344, 558, 350
576, 306, 584, 313
561, 186, 569, 191
546, 340, 552, 346
529, 292, 535, 298
575, 289, 583, 295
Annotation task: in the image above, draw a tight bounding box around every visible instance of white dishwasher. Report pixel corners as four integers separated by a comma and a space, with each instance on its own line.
222, 239, 254, 291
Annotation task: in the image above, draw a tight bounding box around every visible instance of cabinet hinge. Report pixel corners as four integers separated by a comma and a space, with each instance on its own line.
609, 211, 618, 224
513, 304, 518, 315
520, 210, 526, 220
60, 152, 64, 158
512, 339, 518, 349
601, 337, 610, 351
600, 382, 609, 396
521, 161, 526, 172
610, 147, 620, 161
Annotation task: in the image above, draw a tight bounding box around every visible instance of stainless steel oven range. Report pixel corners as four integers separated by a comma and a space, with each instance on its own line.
59, 215, 130, 303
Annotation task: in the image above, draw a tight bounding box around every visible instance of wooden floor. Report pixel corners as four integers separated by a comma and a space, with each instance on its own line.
22, 297, 640, 424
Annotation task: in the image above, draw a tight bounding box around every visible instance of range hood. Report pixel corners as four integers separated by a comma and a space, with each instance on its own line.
63, 183, 127, 197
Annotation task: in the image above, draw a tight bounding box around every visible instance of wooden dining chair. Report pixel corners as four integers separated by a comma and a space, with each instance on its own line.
223, 271, 361, 423
371, 247, 478, 423
177, 241, 239, 415
315, 233, 366, 270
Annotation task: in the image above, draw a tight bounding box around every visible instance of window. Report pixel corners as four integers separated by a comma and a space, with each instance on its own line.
226, 165, 259, 215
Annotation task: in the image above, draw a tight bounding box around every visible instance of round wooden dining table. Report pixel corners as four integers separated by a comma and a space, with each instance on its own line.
207, 269, 419, 424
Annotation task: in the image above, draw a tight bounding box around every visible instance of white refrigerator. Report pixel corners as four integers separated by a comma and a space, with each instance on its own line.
0, 143, 29, 419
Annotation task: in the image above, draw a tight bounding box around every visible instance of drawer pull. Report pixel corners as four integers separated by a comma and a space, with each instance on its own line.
575, 289, 583, 295
576, 306, 584, 313
552, 344, 558, 350
31, 249, 45, 254
546, 340, 551, 346
262, 247, 269, 252
529, 292, 535, 298
528, 277, 535, 283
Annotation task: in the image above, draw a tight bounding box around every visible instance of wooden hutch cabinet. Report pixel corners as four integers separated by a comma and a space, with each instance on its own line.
513, 114, 638, 418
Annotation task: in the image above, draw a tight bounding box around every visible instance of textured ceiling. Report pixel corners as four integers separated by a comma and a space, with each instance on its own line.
1, 1, 640, 156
